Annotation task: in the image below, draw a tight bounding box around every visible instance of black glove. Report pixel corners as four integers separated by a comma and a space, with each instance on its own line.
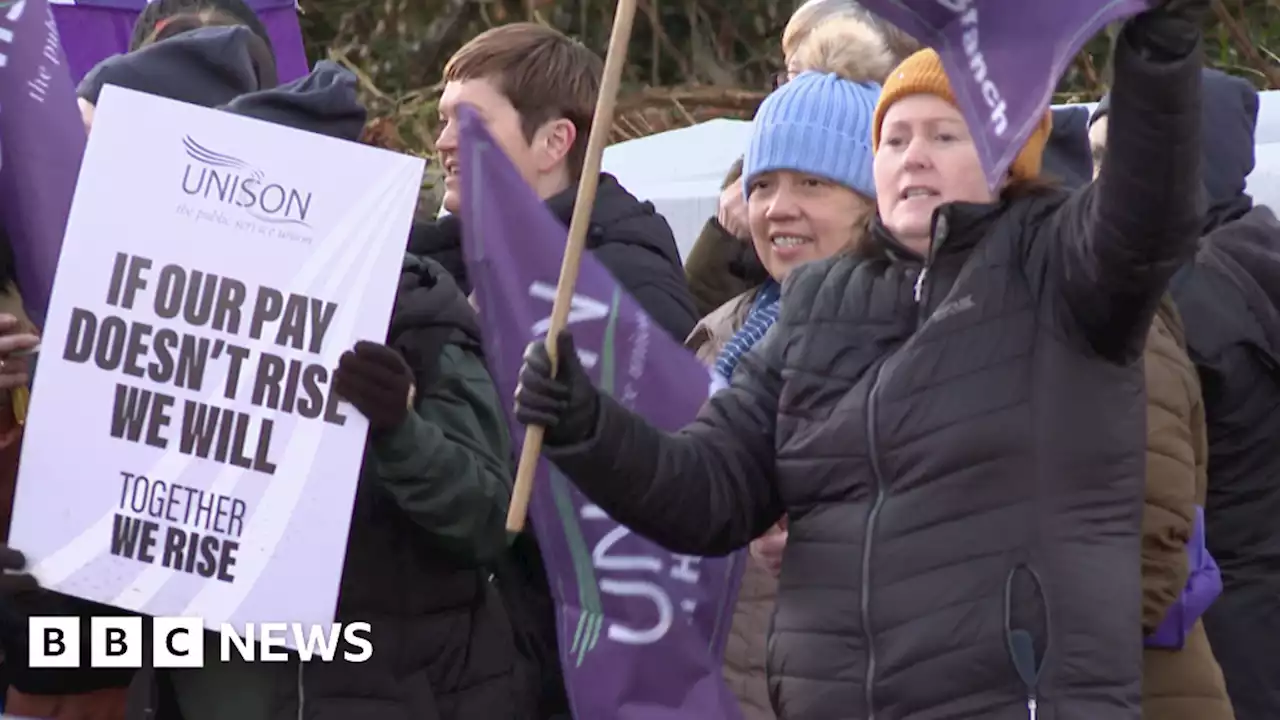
333, 341, 415, 433
0, 544, 39, 595
1127, 0, 1208, 60
513, 331, 600, 446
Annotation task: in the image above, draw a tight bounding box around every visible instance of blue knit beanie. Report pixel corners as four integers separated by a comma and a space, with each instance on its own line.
743, 70, 880, 201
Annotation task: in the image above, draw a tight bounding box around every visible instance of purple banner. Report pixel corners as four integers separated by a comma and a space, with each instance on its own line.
51, 0, 309, 83
457, 104, 747, 720
0, 0, 87, 329
859, 0, 1152, 188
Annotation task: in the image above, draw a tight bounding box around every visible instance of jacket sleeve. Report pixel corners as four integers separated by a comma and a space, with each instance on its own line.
1140, 309, 1197, 634
542, 329, 786, 556
684, 218, 756, 319
369, 343, 513, 565
1034, 27, 1203, 364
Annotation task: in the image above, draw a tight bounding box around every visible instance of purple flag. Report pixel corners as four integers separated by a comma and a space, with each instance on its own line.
51, 0, 310, 84
858, 0, 1152, 188
457, 104, 747, 720
0, 0, 87, 329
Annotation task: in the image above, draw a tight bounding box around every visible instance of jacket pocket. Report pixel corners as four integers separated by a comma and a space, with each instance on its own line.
1005, 563, 1049, 717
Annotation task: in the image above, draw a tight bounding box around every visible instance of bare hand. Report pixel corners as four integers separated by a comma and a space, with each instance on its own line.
749, 520, 788, 577
716, 177, 750, 240
0, 314, 38, 391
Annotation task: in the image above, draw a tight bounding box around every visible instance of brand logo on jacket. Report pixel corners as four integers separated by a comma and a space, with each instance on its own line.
28, 616, 373, 667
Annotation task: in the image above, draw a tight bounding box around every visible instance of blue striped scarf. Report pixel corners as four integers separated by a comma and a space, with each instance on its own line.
715, 281, 781, 381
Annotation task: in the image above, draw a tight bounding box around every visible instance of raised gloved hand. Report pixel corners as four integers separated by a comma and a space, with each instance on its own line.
1127, 0, 1208, 60
513, 331, 600, 447
0, 544, 40, 596
333, 341, 415, 433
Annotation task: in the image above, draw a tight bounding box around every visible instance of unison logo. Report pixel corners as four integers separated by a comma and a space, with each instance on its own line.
180, 136, 313, 227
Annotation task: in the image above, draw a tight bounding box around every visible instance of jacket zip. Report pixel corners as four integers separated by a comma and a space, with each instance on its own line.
863, 213, 951, 716
861, 358, 891, 720
297, 661, 306, 720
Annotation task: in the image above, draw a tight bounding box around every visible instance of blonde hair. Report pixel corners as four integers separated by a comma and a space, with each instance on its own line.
782, 0, 861, 59
787, 15, 895, 83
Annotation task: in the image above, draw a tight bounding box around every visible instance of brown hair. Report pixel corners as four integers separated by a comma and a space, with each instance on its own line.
444, 23, 603, 180
140, 8, 277, 88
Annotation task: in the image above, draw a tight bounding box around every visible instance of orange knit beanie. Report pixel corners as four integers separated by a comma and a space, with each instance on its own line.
872, 48, 1053, 182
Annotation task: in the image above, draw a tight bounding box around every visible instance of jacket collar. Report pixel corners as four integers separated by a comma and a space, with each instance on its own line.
868, 200, 1008, 265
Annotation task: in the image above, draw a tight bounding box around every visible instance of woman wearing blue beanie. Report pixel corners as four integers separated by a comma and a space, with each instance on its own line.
685, 68, 880, 720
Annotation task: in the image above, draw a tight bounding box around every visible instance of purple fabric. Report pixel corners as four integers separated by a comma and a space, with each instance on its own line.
1146, 506, 1223, 649
852, 0, 1155, 188
457, 103, 747, 719
52, 0, 308, 84
0, 0, 86, 329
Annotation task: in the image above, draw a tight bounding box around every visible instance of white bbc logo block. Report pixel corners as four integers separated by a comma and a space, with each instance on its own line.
90, 617, 143, 668
28, 617, 80, 668
154, 616, 205, 668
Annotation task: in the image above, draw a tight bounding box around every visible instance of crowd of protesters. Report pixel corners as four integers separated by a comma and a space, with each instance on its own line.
0, 0, 1276, 718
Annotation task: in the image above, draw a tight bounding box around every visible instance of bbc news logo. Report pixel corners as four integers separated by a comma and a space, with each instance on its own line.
29, 617, 373, 668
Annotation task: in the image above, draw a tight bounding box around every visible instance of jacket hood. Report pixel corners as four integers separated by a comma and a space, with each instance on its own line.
1043, 106, 1093, 189
221, 61, 367, 142
1198, 69, 1258, 227
1093, 69, 1258, 229
545, 173, 683, 268
77, 26, 273, 108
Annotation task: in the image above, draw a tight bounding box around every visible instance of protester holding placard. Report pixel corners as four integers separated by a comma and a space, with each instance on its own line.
512, 0, 1210, 717
82, 63, 530, 720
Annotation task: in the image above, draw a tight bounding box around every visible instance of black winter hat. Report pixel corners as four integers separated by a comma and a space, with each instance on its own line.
221, 61, 368, 143
76, 25, 275, 109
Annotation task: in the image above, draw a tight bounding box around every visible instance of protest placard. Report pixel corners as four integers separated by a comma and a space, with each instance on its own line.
8, 86, 424, 639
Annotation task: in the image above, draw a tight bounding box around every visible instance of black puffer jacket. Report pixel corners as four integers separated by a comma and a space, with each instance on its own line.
1167, 69, 1280, 720
411, 174, 699, 343
538, 29, 1202, 720
544, 173, 698, 341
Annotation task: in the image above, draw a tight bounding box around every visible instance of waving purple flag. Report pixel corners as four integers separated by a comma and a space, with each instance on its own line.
859, 0, 1152, 188
0, 0, 86, 329
457, 104, 747, 720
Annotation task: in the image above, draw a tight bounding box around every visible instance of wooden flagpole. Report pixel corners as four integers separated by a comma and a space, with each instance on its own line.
506, 0, 640, 532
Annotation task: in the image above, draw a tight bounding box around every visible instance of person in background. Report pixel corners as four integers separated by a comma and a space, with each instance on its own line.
129, 0, 273, 54
684, 26, 885, 720
1085, 70, 1237, 720
684, 0, 1095, 318
511, 0, 1208, 714
1094, 68, 1280, 720
86, 62, 527, 720
417, 23, 700, 342
75, 13, 277, 133
2, 23, 276, 720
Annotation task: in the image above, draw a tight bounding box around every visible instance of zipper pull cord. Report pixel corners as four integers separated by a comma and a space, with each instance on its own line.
914, 266, 928, 302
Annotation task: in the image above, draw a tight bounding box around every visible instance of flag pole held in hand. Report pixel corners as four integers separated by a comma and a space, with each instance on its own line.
506, 0, 639, 532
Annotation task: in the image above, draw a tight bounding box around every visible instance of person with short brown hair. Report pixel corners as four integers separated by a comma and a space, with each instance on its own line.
410, 23, 699, 343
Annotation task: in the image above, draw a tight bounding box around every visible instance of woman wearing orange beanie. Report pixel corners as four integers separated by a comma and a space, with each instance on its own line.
510, 1, 1211, 717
